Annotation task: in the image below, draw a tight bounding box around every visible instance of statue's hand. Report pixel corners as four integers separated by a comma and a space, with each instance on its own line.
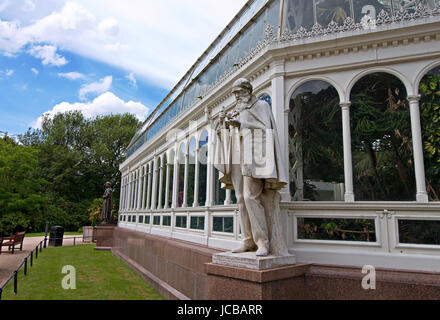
226, 119, 240, 128
219, 110, 226, 123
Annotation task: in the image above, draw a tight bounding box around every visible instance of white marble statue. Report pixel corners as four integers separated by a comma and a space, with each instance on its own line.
214, 78, 289, 257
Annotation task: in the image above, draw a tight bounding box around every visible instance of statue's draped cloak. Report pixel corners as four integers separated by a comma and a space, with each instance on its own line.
214, 96, 288, 191
101, 187, 113, 221
213, 96, 290, 256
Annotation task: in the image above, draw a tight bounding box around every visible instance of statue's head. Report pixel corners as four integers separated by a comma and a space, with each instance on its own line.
105, 181, 111, 188
232, 78, 253, 103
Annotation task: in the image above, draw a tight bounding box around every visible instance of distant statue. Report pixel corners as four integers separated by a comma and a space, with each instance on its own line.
214, 78, 289, 257
101, 181, 114, 224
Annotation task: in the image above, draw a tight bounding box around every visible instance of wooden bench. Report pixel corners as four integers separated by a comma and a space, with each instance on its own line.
0, 232, 25, 254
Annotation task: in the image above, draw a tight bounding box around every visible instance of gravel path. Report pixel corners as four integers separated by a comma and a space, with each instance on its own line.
0, 235, 88, 288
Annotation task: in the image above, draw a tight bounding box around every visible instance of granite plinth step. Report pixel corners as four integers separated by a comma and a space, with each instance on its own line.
212, 251, 296, 270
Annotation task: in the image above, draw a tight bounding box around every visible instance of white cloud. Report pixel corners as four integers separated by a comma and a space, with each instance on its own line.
31, 67, 38, 74
33, 91, 149, 128
29, 44, 68, 66
0, 0, 10, 12
79, 75, 112, 100
0, 68, 14, 77
22, 0, 35, 12
125, 72, 136, 88
58, 71, 85, 80
0, 0, 247, 87
98, 17, 119, 37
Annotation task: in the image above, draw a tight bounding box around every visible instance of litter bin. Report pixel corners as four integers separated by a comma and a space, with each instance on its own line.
49, 226, 64, 246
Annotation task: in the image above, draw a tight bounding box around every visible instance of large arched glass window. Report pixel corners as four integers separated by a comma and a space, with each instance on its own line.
177, 143, 185, 208
167, 150, 175, 208
187, 138, 196, 207
419, 66, 440, 201
198, 131, 209, 206
289, 80, 344, 201
350, 72, 415, 201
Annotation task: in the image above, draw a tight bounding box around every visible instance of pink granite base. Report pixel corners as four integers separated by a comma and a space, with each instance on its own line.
206, 263, 310, 300
108, 227, 440, 300
94, 225, 116, 249
112, 227, 221, 300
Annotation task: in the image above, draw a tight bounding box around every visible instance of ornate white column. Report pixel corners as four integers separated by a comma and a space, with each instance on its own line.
408, 95, 429, 202
172, 145, 179, 208
127, 173, 132, 210
151, 157, 158, 210
132, 172, 136, 210
137, 168, 142, 210
183, 151, 189, 207
193, 146, 200, 207
146, 163, 152, 210
119, 179, 123, 212
206, 121, 215, 207
341, 102, 355, 202
142, 165, 147, 209
123, 177, 127, 210
164, 159, 171, 209
158, 157, 164, 209
271, 59, 290, 201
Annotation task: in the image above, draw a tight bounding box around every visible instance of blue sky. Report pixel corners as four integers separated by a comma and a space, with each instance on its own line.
0, 0, 247, 135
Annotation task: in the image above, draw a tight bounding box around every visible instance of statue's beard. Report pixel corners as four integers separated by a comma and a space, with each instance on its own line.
236, 95, 252, 105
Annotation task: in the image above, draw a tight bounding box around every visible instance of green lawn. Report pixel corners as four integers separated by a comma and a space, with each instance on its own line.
2, 244, 165, 300
25, 231, 82, 238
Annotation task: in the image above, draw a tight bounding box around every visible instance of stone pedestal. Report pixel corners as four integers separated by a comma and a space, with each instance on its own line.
212, 251, 296, 270
206, 261, 309, 300
207, 251, 303, 299
94, 225, 116, 250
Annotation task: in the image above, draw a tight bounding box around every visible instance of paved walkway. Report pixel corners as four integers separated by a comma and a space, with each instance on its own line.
0, 235, 89, 288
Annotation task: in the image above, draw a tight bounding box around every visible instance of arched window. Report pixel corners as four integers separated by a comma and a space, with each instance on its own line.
350, 72, 415, 201
198, 130, 209, 206
187, 137, 196, 207
177, 143, 186, 208
289, 80, 344, 201
419, 66, 440, 201
259, 93, 272, 107
154, 157, 161, 209
167, 150, 175, 208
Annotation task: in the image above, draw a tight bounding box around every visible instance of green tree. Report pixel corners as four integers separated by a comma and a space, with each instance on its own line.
14, 111, 141, 233
0, 136, 48, 235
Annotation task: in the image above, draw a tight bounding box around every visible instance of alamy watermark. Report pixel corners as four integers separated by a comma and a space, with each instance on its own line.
61, 265, 76, 290
361, 265, 376, 290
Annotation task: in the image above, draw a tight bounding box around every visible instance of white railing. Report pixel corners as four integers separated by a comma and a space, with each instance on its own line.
118, 201, 440, 272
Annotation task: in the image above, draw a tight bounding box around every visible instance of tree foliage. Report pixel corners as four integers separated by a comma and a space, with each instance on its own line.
420, 73, 440, 200
350, 73, 415, 201
0, 112, 140, 236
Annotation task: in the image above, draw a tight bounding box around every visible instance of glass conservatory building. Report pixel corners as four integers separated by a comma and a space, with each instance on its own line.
117, 0, 440, 272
